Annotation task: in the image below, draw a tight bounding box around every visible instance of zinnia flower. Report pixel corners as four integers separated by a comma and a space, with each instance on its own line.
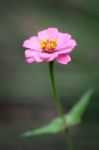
23, 27, 77, 64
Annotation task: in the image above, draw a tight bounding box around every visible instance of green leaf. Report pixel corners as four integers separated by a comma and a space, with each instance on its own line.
21, 117, 64, 137
66, 88, 94, 126
21, 88, 94, 137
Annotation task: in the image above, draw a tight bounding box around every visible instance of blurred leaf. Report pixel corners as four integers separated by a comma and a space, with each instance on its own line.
21, 88, 94, 137
66, 88, 94, 126
22, 117, 64, 137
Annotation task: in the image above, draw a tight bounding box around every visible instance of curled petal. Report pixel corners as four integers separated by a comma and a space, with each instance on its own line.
26, 58, 34, 63
39, 53, 58, 62
55, 54, 71, 64
39, 53, 50, 60
25, 49, 43, 63
25, 49, 34, 57
25, 50, 35, 63
46, 53, 58, 61
33, 53, 43, 62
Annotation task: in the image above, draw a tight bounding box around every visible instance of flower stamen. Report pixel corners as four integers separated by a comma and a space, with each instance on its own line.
40, 38, 57, 53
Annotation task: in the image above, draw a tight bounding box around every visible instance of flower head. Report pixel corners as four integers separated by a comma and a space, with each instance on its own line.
23, 27, 77, 64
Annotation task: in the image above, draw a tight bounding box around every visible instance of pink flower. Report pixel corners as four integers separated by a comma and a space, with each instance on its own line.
23, 27, 77, 64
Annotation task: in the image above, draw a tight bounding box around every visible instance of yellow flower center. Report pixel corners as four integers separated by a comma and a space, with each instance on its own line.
40, 38, 57, 53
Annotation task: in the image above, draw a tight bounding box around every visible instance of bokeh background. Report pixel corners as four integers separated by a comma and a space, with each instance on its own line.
0, 0, 99, 149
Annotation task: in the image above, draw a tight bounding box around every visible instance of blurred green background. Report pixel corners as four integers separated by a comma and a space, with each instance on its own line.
0, 0, 99, 149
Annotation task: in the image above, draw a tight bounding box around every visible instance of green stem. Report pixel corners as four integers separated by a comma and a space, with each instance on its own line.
49, 61, 73, 150
65, 128, 73, 150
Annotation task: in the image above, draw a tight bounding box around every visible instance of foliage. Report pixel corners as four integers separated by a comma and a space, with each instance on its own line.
22, 88, 94, 137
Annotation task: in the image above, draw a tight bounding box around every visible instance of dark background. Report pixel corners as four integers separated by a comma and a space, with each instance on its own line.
0, 0, 99, 149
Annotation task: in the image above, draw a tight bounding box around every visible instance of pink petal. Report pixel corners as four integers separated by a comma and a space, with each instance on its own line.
38, 29, 48, 40
57, 33, 71, 49
25, 50, 35, 63
25, 49, 43, 63
23, 36, 40, 51
46, 53, 58, 61
25, 49, 36, 57
55, 39, 77, 54
33, 53, 43, 62
39, 53, 58, 62
38, 28, 58, 40
64, 39, 77, 49
26, 58, 34, 63
47, 28, 58, 40
55, 54, 71, 64
39, 53, 50, 60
